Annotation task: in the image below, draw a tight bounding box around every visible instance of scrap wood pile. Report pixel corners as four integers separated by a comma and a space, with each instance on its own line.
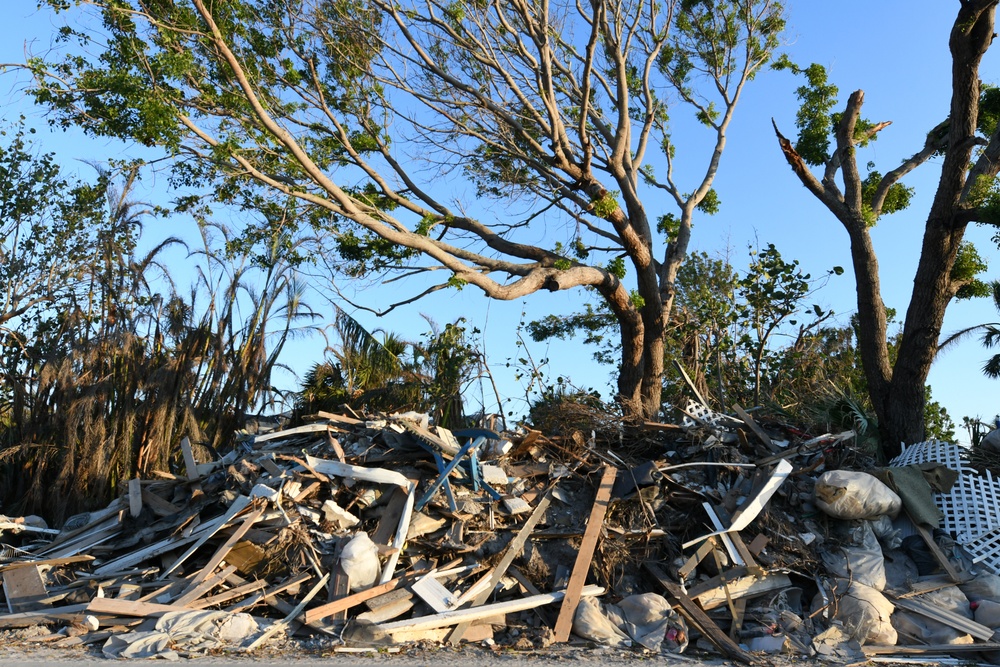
5, 397, 1000, 663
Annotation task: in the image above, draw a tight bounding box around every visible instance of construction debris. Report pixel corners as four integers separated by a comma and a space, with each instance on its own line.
4, 392, 1000, 664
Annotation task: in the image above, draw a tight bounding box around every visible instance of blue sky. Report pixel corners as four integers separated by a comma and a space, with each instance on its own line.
2, 1, 999, 439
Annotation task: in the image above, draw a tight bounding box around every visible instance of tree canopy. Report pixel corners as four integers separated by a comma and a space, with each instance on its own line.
28, 0, 786, 418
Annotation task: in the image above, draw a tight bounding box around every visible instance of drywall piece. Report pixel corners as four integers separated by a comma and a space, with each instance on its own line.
411, 572, 460, 613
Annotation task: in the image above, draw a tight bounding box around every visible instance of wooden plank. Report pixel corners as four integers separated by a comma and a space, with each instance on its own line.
253, 422, 333, 444
327, 563, 350, 622
552, 466, 617, 643
411, 573, 459, 613
673, 360, 710, 408
682, 460, 792, 550
225, 571, 311, 614
447, 492, 553, 644
158, 495, 251, 579
356, 597, 414, 623
371, 486, 409, 546
175, 505, 265, 599
691, 572, 792, 611
128, 478, 143, 518
732, 403, 778, 451
192, 578, 268, 609
0, 556, 93, 574
0, 604, 89, 628
302, 573, 418, 624
3, 566, 50, 613
379, 483, 416, 584
645, 563, 753, 664
140, 488, 182, 517
863, 642, 1000, 656
180, 436, 201, 482
678, 536, 717, 581
305, 454, 411, 488
86, 597, 181, 618
244, 573, 329, 651
172, 565, 237, 607
909, 517, 962, 584
379, 585, 604, 634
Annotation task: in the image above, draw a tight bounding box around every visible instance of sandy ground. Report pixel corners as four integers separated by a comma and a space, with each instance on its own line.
0, 629, 740, 666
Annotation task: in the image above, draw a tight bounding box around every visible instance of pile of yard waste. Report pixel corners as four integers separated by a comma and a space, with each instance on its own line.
4, 390, 1000, 664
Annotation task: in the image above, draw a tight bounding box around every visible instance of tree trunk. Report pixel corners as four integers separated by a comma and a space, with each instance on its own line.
875, 0, 995, 456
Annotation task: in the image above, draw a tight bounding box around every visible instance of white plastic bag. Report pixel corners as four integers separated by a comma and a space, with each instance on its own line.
821, 521, 887, 591
815, 471, 901, 520
340, 532, 380, 591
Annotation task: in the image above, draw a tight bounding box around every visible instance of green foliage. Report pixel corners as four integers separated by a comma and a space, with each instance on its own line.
696, 188, 721, 215
591, 191, 620, 219
657, 213, 681, 242
862, 169, 913, 219
606, 256, 627, 279
952, 242, 990, 299
303, 314, 479, 429
924, 385, 956, 442
772, 58, 839, 165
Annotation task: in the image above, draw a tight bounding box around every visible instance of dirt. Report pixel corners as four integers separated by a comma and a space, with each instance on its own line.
0, 632, 704, 665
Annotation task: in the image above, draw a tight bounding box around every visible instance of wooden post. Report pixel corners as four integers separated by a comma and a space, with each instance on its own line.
552, 465, 617, 642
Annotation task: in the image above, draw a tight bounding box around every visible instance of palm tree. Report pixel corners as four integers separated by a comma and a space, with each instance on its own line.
939, 281, 1000, 378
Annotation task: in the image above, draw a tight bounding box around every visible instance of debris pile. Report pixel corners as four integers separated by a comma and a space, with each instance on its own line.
3, 395, 1000, 663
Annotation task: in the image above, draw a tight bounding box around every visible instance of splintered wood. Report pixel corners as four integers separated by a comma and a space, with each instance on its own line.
6, 405, 996, 663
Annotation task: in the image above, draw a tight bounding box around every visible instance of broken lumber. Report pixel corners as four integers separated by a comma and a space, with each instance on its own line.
552, 466, 617, 642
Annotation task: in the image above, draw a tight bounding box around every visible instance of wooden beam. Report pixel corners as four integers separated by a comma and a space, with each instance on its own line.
379, 585, 604, 635
302, 573, 419, 624
644, 563, 754, 664
552, 466, 617, 643
731, 403, 778, 452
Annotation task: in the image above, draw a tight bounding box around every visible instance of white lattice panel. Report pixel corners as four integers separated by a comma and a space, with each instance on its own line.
680, 399, 726, 428
965, 526, 1000, 573
890, 440, 1000, 571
